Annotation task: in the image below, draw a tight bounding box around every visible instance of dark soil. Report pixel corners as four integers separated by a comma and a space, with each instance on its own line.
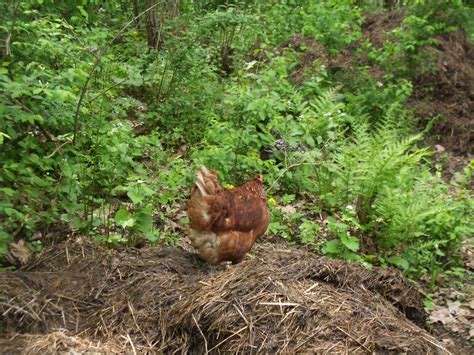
410, 29, 474, 157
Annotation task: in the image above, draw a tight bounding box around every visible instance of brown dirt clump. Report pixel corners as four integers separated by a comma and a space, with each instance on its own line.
0, 238, 451, 353
360, 11, 405, 47
278, 34, 330, 85
410, 29, 474, 156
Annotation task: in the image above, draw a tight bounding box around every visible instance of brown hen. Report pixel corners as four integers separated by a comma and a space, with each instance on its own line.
187, 166, 270, 265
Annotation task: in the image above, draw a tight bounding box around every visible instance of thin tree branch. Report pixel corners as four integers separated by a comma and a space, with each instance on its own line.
4, 1, 19, 58
11, 99, 53, 142
72, 2, 162, 144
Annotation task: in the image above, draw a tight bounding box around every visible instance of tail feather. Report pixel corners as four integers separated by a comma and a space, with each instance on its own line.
195, 165, 219, 196
189, 166, 214, 228
195, 166, 209, 196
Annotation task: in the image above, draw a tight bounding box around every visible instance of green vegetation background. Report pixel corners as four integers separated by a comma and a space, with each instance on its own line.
1, 0, 473, 286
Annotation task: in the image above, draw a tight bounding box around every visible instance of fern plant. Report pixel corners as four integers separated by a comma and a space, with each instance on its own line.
374, 170, 473, 278
318, 112, 429, 212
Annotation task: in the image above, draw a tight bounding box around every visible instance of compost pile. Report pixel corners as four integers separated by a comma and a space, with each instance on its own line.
0, 238, 448, 353
410, 29, 474, 156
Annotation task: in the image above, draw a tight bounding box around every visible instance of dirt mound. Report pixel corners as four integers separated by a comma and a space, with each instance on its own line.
361, 13, 474, 156
280, 12, 473, 158
0, 238, 450, 353
361, 11, 405, 47
410, 29, 474, 156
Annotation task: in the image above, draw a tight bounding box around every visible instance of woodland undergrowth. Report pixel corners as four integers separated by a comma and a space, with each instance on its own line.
0, 0, 473, 286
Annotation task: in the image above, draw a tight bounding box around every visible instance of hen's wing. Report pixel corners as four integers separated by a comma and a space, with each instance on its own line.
212, 180, 270, 236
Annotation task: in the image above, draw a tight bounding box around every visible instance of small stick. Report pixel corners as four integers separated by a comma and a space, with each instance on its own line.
421, 335, 451, 354
208, 326, 248, 353
336, 326, 370, 352
126, 333, 137, 355
192, 314, 208, 354
259, 302, 300, 307
128, 301, 153, 349
65, 246, 70, 264
46, 141, 71, 158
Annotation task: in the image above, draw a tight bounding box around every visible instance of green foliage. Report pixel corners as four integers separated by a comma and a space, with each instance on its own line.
375, 170, 473, 278
0, 0, 472, 285
256, 0, 363, 53
361, 0, 470, 79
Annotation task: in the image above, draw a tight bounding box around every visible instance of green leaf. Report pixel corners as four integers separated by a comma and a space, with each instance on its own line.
135, 207, 153, 237
0, 188, 16, 197
423, 297, 434, 310
115, 208, 135, 228
77, 6, 89, 18
127, 189, 144, 204
281, 194, 296, 204
0, 229, 11, 257
114, 208, 129, 222
322, 239, 342, 255
387, 256, 409, 270
52, 89, 75, 102
327, 217, 348, 235
340, 235, 360, 252
305, 135, 315, 147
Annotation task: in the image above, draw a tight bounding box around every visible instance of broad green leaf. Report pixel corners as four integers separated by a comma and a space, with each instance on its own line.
127, 189, 144, 204
387, 256, 409, 270
115, 208, 135, 228
52, 89, 75, 102
114, 208, 129, 222
340, 235, 359, 252
322, 239, 341, 254
135, 207, 153, 236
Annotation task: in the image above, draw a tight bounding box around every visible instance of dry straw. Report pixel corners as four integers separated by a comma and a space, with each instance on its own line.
1, 238, 448, 353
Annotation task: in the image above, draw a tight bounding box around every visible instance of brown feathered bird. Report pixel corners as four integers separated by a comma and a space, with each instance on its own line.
187, 166, 270, 265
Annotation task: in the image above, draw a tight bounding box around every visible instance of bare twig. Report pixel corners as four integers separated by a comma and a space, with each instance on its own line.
4, 1, 19, 57
126, 333, 137, 355
85, 78, 127, 106
46, 141, 71, 158
192, 314, 208, 354
156, 58, 169, 100
0, 301, 41, 320
421, 335, 451, 354
336, 326, 371, 352
208, 326, 248, 353
72, 2, 161, 144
